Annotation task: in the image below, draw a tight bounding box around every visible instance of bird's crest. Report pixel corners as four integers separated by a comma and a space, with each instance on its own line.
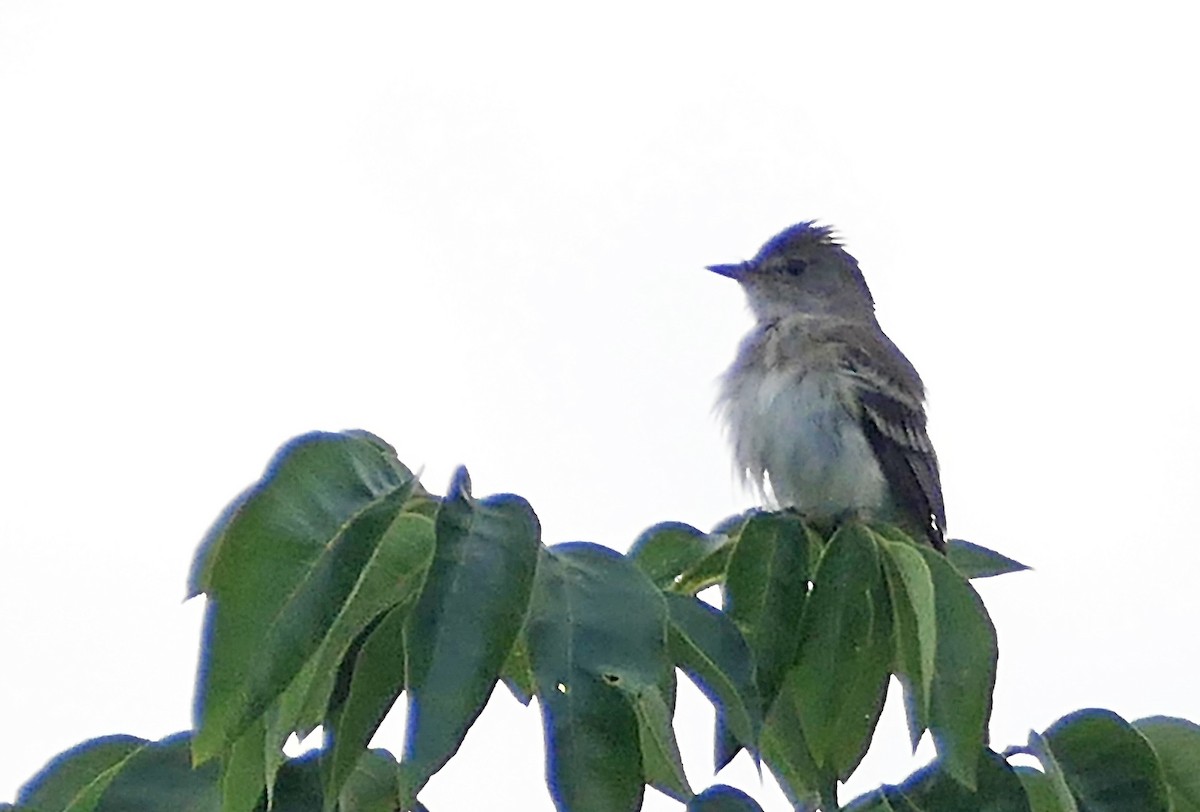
752, 221, 840, 265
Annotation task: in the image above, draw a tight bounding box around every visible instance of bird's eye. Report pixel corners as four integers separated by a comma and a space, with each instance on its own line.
785, 260, 807, 276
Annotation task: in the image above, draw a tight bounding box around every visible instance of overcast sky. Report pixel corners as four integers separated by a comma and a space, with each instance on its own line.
2, 2, 1198, 809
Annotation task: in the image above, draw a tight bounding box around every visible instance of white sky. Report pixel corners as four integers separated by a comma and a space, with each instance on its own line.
2, 2, 1198, 809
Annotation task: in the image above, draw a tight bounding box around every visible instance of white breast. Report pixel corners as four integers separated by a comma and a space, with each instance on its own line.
725, 366, 889, 518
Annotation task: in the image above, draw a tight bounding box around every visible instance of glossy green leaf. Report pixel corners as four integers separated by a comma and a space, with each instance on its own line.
687, 784, 767, 811
322, 603, 411, 808
1014, 766, 1073, 812
665, 593, 762, 756
192, 432, 417, 763
292, 513, 435, 726
1026, 732, 1081, 812
709, 511, 754, 537
841, 790, 904, 811
657, 513, 748, 594
230, 748, 405, 812
261, 510, 433, 808
219, 719, 267, 812
331, 749, 405, 812
865, 522, 920, 546
880, 540, 937, 749
399, 468, 541, 801
673, 539, 736, 596
266, 751, 324, 811
258, 656, 318, 807
920, 545, 997, 788
1035, 709, 1170, 812
499, 632, 537, 706
253, 507, 433, 804
791, 524, 891, 779
904, 750, 1030, 811
628, 522, 719, 589
846, 750, 1031, 811
946, 540, 1030, 580
759, 681, 824, 810
17, 735, 146, 812
719, 513, 813, 770
255, 506, 434, 791
659, 667, 680, 724
89, 733, 220, 812
527, 542, 672, 812
723, 513, 811, 715
541, 673, 643, 812
187, 431, 413, 599
1134, 716, 1200, 812
628, 684, 692, 802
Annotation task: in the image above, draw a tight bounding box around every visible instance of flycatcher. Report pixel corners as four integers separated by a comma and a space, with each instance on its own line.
709, 222, 945, 550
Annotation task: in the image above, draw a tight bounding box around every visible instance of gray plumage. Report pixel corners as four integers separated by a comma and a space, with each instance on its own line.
710, 222, 945, 549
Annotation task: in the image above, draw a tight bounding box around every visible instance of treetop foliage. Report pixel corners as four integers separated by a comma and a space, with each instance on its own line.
11, 431, 1199, 812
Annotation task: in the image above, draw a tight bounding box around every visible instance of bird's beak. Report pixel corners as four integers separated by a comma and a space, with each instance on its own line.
707, 262, 747, 280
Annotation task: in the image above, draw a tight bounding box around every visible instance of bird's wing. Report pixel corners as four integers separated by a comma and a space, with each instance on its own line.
841, 338, 946, 550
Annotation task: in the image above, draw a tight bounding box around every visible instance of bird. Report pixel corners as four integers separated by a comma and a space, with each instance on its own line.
709, 222, 945, 550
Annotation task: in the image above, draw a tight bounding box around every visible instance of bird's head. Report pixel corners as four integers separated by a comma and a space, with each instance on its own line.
708, 222, 876, 323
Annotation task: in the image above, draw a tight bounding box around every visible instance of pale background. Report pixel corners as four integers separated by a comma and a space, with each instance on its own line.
2, 2, 1197, 809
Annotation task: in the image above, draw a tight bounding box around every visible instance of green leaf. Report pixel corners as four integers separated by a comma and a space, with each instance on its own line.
187, 431, 414, 598
498, 631, 537, 706
322, 603, 411, 809
627, 522, 719, 589
262, 508, 435, 808
722, 513, 812, 716
945, 539, 1030, 579
262, 749, 407, 811
1033, 709, 1170, 812
846, 750, 1031, 811
880, 540, 937, 749
218, 719, 267, 812
842, 790, 903, 812
526, 542, 672, 812
628, 684, 693, 802
1026, 732, 1081, 812
17, 735, 147, 812
674, 539, 736, 596
290, 512, 436, 728
192, 432, 417, 763
1014, 766, 1074, 812
687, 784, 767, 811
719, 513, 813, 770
399, 468, 541, 802
87, 733, 220, 812
920, 545, 997, 789
256, 508, 435, 804
865, 522, 920, 546
759, 681, 824, 810
249, 510, 435, 804
266, 751, 324, 810
791, 524, 891, 779
1134, 716, 1200, 812
335, 749, 405, 812
709, 511, 754, 538
906, 749, 1031, 811
665, 593, 762, 757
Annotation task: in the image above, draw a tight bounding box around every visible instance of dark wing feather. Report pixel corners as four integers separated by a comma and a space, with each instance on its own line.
858, 389, 946, 550
842, 337, 946, 551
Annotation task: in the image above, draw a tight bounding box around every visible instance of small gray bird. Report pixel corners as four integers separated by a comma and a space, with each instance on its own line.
710, 222, 945, 550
